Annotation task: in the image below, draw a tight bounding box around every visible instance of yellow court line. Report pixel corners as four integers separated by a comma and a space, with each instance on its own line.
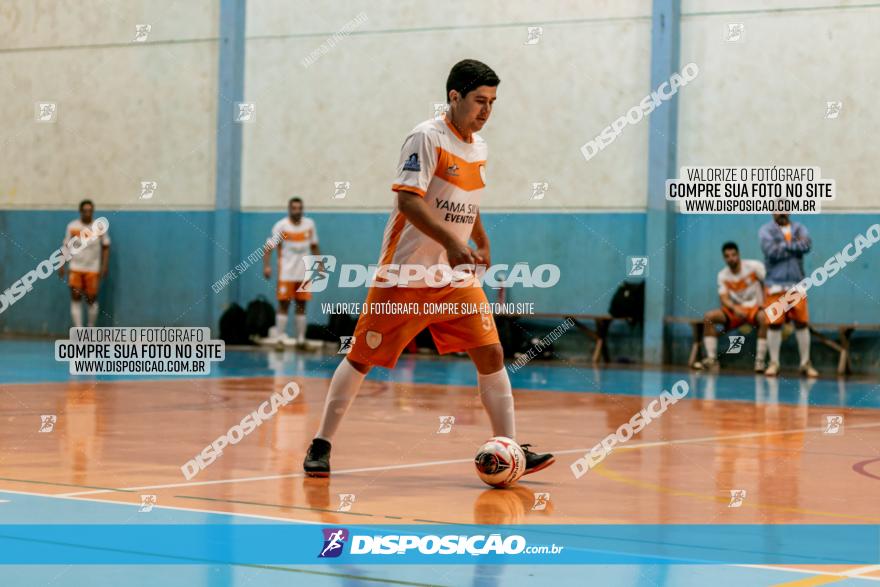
771, 575, 847, 587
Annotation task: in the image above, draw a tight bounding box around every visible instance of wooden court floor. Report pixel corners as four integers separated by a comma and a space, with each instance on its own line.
2, 369, 879, 530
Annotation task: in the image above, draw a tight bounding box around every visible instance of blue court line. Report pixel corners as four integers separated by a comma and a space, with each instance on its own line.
1, 340, 879, 409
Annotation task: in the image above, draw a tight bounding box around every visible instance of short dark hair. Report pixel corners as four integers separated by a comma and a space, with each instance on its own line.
446, 59, 500, 103
722, 241, 739, 253
288, 197, 303, 207
79, 199, 94, 211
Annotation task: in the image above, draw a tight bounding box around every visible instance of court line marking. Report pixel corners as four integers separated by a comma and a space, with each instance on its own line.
763, 563, 880, 586
742, 564, 880, 582
56, 421, 880, 497
0, 488, 321, 525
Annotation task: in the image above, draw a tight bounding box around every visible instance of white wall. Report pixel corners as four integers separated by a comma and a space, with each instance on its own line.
0, 1, 220, 209
679, 1, 880, 210
242, 1, 652, 211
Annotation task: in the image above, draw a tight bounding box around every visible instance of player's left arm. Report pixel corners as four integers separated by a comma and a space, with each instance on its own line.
100, 233, 110, 278
100, 245, 110, 278
310, 223, 321, 256
470, 212, 490, 267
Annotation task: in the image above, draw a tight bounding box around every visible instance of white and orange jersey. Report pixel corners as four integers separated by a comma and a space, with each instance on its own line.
717, 259, 766, 307
379, 117, 487, 287
63, 219, 110, 273
268, 216, 318, 282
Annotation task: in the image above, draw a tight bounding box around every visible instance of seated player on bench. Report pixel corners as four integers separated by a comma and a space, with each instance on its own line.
693, 241, 768, 372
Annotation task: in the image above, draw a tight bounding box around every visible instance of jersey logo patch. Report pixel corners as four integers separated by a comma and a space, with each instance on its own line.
366, 331, 382, 349
402, 153, 421, 172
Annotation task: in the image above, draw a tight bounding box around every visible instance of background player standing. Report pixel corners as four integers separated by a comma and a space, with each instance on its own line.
59, 199, 110, 328
760, 214, 818, 377
302, 59, 554, 478
263, 197, 320, 346
693, 242, 768, 372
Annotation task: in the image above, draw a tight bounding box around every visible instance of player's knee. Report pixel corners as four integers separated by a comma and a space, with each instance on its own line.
472, 344, 504, 373
346, 358, 371, 375
70, 291, 82, 301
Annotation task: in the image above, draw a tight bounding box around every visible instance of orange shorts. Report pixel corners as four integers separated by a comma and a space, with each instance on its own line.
722, 305, 761, 330
764, 290, 810, 326
347, 285, 500, 369
277, 281, 312, 302
69, 271, 100, 297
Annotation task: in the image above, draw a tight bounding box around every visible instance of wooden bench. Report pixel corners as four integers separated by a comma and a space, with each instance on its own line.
808, 322, 880, 375
665, 316, 706, 367
497, 312, 630, 364
666, 315, 880, 375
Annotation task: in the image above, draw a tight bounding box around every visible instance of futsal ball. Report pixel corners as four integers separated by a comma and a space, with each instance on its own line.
474, 436, 526, 488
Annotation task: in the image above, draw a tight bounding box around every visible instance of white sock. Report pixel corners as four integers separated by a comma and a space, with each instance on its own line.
767, 329, 782, 364
703, 336, 718, 359
795, 328, 811, 367
756, 338, 768, 363
478, 368, 516, 440
276, 313, 288, 338
295, 315, 306, 343
70, 300, 83, 328
87, 303, 99, 327
315, 359, 367, 442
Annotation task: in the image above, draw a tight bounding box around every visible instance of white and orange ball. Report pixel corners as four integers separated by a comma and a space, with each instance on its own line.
474, 436, 526, 488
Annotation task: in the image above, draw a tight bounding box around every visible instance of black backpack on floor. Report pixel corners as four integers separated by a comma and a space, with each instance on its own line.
327, 313, 357, 338
219, 303, 250, 345
609, 281, 645, 325
245, 296, 276, 338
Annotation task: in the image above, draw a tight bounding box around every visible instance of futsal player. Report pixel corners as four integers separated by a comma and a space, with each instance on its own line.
59, 200, 110, 327
692, 242, 768, 372
263, 197, 320, 346
303, 59, 554, 477
759, 214, 818, 377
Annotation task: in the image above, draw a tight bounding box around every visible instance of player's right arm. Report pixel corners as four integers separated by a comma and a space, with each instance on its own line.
717, 270, 744, 318
719, 291, 745, 318
263, 221, 282, 279
59, 223, 71, 278
263, 247, 273, 279
397, 191, 475, 267
392, 128, 477, 267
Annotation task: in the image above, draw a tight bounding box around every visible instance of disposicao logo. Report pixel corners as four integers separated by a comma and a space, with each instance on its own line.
318, 528, 349, 558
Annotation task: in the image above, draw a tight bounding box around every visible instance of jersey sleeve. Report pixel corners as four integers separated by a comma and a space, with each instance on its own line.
752, 259, 766, 281
391, 130, 438, 197
101, 228, 110, 246
717, 270, 728, 295
62, 222, 73, 247
267, 220, 284, 247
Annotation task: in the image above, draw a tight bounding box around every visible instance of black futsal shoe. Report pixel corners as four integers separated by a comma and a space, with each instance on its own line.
520, 444, 555, 475
303, 438, 332, 477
